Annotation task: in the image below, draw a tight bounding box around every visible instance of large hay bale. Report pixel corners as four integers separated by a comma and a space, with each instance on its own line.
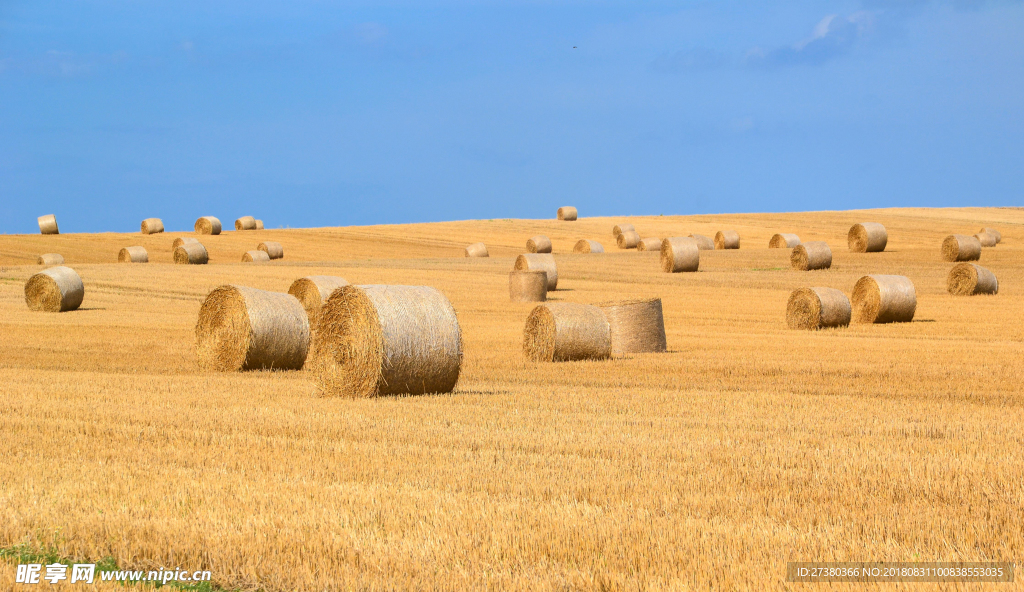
255, 219, 264, 230
769, 233, 801, 248
37, 253, 64, 265
172, 237, 200, 250
235, 216, 257, 231
196, 285, 310, 372
660, 237, 699, 272
25, 266, 84, 312
848, 222, 888, 253
786, 287, 851, 330
637, 237, 661, 252
509, 271, 547, 302
941, 234, 981, 262
141, 218, 164, 234
118, 246, 148, 263
38, 214, 59, 235
714, 230, 740, 250
616, 230, 640, 249
947, 263, 998, 296
557, 206, 578, 221
194, 216, 222, 235
312, 285, 462, 397
597, 298, 667, 355
527, 235, 553, 253
174, 242, 209, 265
612, 223, 635, 238
975, 231, 997, 248
242, 250, 270, 262
464, 242, 489, 257
688, 234, 714, 250
852, 274, 916, 324
791, 241, 832, 271
573, 240, 604, 253
523, 302, 610, 362
258, 241, 284, 260
514, 254, 558, 290
979, 227, 1002, 244
288, 275, 350, 325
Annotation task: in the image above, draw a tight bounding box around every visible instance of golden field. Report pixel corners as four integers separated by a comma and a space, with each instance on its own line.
0, 207, 1022, 591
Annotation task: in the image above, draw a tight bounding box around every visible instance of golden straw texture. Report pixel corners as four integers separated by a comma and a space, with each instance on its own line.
572, 240, 604, 253
975, 231, 997, 248
194, 216, 222, 235
514, 254, 558, 290
509, 271, 547, 302
141, 218, 164, 234
947, 263, 998, 296
464, 242, 489, 257
848, 223, 888, 252
637, 237, 662, 252
172, 237, 200, 250
786, 287, 851, 330
255, 220, 264, 230
235, 216, 257, 231
288, 276, 350, 326
557, 206, 578, 221
714, 230, 740, 249
258, 241, 284, 260
37, 214, 59, 235
612, 224, 635, 238
597, 298, 667, 356
526, 235, 553, 253
36, 253, 63, 265
769, 233, 801, 248
790, 241, 833, 271
616, 230, 640, 249
242, 250, 270, 262
852, 275, 916, 324
174, 242, 209, 265
660, 237, 699, 272
979, 227, 1002, 243
118, 246, 148, 263
24, 266, 84, 312
941, 234, 981, 262
688, 234, 714, 250
523, 302, 611, 362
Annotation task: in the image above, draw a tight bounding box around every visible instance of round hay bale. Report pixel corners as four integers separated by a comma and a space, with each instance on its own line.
174, 242, 209, 265
514, 254, 558, 290
288, 275, 350, 325
947, 263, 998, 296
612, 223, 635, 238
235, 216, 257, 231
255, 219, 264, 230
979, 227, 1002, 244
714, 230, 740, 250
194, 216, 222, 235
786, 287, 851, 330
312, 285, 462, 398
172, 237, 200, 250
688, 234, 714, 250
573, 240, 604, 254
258, 241, 284, 260
557, 206, 578, 221
118, 246, 148, 263
660, 237, 699, 273
37, 253, 64, 265
523, 302, 610, 362
848, 222, 888, 253
38, 214, 59, 235
25, 266, 84, 312
852, 275, 916, 324
195, 285, 310, 372
616, 230, 640, 249
941, 234, 981, 262
141, 218, 164, 234
597, 298, 667, 355
769, 233, 801, 248
791, 241, 833, 271
464, 242, 489, 257
242, 250, 270, 262
975, 231, 997, 248
526, 235, 553, 253
509, 271, 547, 302
637, 237, 662, 252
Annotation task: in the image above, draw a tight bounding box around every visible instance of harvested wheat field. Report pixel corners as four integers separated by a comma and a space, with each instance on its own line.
1, 207, 1023, 591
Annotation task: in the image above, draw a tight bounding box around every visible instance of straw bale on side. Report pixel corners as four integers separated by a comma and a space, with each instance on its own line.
660, 237, 699, 272
941, 235, 981, 262
597, 298, 667, 356
947, 263, 998, 296
174, 242, 209, 265
255, 220, 264, 230
573, 240, 604, 253
848, 223, 888, 252
786, 287, 851, 330
637, 238, 662, 252
25, 266, 84, 312
791, 241, 832, 271
975, 231, 997, 248
612, 224, 635, 238
235, 216, 257, 231
172, 237, 200, 250
979, 227, 1002, 244
288, 276, 350, 325
242, 250, 270, 262
688, 234, 714, 250
195, 216, 222, 235
37, 253, 64, 265
509, 271, 547, 302
852, 275, 916, 323
523, 303, 610, 362
141, 218, 164, 234
715, 231, 740, 250
514, 254, 558, 290
557, 206, 578, 221
118, 246, 148, 263
258, 241, 284, 260
616, 230, 640, 249
769, 233, 801, 248
38, 214, 59, 235
527, 235, 553, 253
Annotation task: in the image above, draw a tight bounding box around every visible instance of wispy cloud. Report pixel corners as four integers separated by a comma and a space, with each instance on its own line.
746, 11, 877, 67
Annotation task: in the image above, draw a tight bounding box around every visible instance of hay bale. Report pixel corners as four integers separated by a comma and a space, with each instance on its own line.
979, 227, 1002, 244
255, 219, 264, 230
235, 216, 257, 231
174, 242, 209, 265
557, 206, 578, 221
118, 246, 148, 263
38, 214, 59, 235
258, 241, 284, 260
947, 263, 998, 296
597, 298, 667, 355
769, 233, 801, 248
848, 223, 887, 253
288, 275, 350, 325
242, 250, 270, 262
523, 302, 610, 362
660, 237, 699, 272
616, 230, 640, 249
194, 216, 222, 235
637, 237, 662, 252
975, 231, 997, 248
527, 235, 553, 253
24, 266, 84, 312
172, 237, 200, 250
464, 242, 489, 257
714, 230, 740, 250
196, 285, 310, 372
37, 253, 64, 265
312, 285, 462, 397
141, 218, 164, 234
573, 240, 604, 253
514, 254, 558, 290
612, 223, 635, 238
791, 241, 832, 271
786, 287, 851, 330
509, 271, 547, 302
688, 234, 714, 250
852, 275, 916, 324
941, 234, 981, 262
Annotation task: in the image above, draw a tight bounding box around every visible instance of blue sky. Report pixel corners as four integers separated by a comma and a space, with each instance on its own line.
1, 1, 1021, 233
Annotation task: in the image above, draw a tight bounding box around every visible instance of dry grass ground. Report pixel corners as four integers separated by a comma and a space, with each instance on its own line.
0, 207, 1022, 591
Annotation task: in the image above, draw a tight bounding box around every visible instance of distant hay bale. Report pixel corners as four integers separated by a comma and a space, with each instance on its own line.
118, 246, 148, 263
557, 206, 578, 221
255, 219, 264, 230
141, 218, 164, 234
612, 223, 635, 238
688, 234, 714, 250
523, 302, 610, 362
714, 230, 740, 250
852, 275, 916, 324
975, 231, 997, 248
527, 235, 553, 253
37, 253, 64, 265
235, 216, 257, 231
848, 223, 888, 252
791, 241, 833, 271
172, 237, 200, 250
616, 230, 640, 249
242, 250, 270, 262
514, 254, 558, 290
509, 271, 547, 302
941, 234, 981, 262
464, 242, 489, 257
196, 285, 310, 372
979, 227, 1002, 244
194, 216, 222, 235
288, 275, 350, 325
660, 237, 699, 273
312, 285, 462, 398
947, 263, 998, 296
786, 287, 851, 330
769, 233, 801, 248
38, 214, 59, 235
258, 241, 284, 260
573, 240, 604, 253
173, 242, 209, 265
24, 266, 84, 312
597, 298, 667, 356
637, 237, 661, 252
